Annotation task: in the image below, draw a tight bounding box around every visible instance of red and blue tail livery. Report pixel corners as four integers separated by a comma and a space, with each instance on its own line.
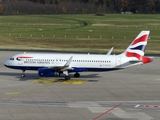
123, 31, 152, 64
4, 31, 153, 80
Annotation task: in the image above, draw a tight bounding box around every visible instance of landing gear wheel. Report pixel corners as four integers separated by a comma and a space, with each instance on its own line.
74, 72, 80, 78
65, 76, 71, 80
21, 74, 25, 78
21, 70, 25, 78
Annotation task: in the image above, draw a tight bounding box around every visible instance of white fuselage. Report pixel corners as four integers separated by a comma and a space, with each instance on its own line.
3, 31, 152, 79
4, 53, 141, 72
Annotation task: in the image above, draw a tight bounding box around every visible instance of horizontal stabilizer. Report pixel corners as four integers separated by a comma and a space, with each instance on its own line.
129, 56, 153, 64
129, 60, 142, 63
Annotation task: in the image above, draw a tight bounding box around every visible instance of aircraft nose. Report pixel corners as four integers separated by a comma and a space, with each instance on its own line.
4, 60, 9, 66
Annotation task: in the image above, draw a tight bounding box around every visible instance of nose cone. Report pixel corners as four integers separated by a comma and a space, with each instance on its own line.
4, 60, 9, 67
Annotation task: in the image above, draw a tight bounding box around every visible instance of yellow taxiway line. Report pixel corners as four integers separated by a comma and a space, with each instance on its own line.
32, 79, 87, 84
5, 92, 21, 95
61, 80, 87, 84
32, 79, 59, 84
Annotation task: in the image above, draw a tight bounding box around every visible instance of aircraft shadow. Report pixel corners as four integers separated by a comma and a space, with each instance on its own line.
0, 72, 39, 81
0, 72, 100, 81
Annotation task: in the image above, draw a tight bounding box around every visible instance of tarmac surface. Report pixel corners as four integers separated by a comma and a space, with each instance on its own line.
0, 51, 160, 120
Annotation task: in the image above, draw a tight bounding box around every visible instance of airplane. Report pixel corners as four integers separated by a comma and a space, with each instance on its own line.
4, 31, 153, 80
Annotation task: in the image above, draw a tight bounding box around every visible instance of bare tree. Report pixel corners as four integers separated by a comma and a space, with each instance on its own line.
1, 0, 160, 15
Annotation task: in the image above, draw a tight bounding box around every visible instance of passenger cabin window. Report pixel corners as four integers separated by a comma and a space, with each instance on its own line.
10, 58, 14, 60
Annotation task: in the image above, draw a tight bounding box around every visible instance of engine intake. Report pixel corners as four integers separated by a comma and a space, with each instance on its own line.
38, 68, 59, 77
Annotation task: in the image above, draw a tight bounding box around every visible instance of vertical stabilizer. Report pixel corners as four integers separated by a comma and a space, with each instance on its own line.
123, 31, 150, 57
122, 31, 152, 63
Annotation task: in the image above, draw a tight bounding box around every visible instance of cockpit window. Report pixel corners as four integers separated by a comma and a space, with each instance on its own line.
10, 58, 14, 60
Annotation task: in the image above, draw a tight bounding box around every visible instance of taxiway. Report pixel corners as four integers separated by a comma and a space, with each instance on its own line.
0, 51, 160, 120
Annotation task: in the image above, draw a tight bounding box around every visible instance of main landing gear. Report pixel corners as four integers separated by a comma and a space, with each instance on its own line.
21, 70, 25, 78
65, 76, 71, 80
74, 72, 80, 78
63, 71, 71, 80
64, 72, 80, 80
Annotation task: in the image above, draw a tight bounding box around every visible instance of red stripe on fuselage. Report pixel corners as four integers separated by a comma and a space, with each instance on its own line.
17, 56, 33, 58
132, 34, 148, 46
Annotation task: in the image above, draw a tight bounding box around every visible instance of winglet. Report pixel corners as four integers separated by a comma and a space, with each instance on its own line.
106, 47, 114, 55
64, 56, 73, 67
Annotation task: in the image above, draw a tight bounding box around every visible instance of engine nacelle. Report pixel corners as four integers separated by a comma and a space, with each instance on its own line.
38, 68, 59, 77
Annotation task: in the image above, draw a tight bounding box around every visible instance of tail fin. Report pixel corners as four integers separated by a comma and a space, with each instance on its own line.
122, 31, 152, 64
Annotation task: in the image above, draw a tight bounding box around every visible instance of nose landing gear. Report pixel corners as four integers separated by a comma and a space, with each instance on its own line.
21, 70, 25, 78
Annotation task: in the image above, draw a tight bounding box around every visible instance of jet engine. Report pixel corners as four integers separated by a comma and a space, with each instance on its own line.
38, 68, 59, 77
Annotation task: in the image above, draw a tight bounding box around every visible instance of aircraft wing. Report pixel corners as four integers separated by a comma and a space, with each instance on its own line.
47, 56, 73, 71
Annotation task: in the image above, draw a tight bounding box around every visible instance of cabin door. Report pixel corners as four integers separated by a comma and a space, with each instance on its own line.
116, 57, 121, 66
18, 59, 23, 65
